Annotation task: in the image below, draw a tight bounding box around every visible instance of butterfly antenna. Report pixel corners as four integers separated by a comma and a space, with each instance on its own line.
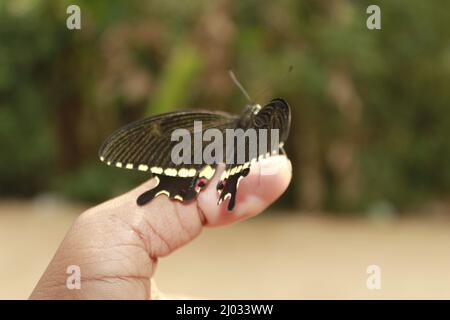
253, 65, 294, 103
229, 70, 252, 103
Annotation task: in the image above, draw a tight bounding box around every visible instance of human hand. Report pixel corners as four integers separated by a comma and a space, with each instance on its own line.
30, 156, 292, 299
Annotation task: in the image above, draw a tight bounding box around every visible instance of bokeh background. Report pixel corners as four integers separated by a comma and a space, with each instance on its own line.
1, 0, 450, 299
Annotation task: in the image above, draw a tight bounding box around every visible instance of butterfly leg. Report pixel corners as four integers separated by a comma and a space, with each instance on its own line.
216, 163, 251, 211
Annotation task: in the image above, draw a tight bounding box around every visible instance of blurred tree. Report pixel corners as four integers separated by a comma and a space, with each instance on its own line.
1, 0, 450, 214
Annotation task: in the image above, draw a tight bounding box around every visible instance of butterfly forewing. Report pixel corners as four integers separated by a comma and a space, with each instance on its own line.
99, 110, 238, 173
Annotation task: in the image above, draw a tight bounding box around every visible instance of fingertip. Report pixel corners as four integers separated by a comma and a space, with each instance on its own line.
233, 155, 292, 215
198, 156, 292, 226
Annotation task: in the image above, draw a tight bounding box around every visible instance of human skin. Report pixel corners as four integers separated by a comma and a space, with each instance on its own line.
30, 156, 292, 299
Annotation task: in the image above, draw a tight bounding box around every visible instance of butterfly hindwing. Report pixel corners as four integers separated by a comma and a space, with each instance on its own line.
216, 98, 291, 210
99, 110, 237, 172
137, 171, 204, 205
217, 163, 251, 210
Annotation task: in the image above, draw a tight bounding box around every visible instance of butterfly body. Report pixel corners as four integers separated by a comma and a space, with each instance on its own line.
99, 98, 291, 210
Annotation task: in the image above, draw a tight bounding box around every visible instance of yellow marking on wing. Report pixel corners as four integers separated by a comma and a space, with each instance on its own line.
221, 169, 230, 180
155, 190, 170, 197
178, 168, 189, 177
236, 176, 244, 189
199, 165, 215, 180
151, 167, 163, 174
138, 164, 149, 171
164, 168, 177, 176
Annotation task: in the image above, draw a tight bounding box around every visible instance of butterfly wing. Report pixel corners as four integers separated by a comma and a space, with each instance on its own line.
99, 110, 238, 205
217, 98, 291, 210
252, 98, 291, 145
99, 110, 238, 171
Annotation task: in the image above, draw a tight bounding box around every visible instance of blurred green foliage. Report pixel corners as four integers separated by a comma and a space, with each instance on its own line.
1, 0, 450, 214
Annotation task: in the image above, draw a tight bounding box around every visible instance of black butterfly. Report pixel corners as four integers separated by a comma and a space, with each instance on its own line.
98, 98, 291, 210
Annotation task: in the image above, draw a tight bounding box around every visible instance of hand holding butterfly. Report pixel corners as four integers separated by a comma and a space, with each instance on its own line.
30, 155, 291, 299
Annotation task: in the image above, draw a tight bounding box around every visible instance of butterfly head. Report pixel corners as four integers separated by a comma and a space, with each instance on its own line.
249, 103, 261, 115
242, 103, 261, 118
237, 103, 261, 128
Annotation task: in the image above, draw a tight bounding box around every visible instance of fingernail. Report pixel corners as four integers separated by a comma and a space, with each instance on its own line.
260, 155, 289, 176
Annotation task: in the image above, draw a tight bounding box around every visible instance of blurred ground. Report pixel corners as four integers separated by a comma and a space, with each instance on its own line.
1, 200, 450, 299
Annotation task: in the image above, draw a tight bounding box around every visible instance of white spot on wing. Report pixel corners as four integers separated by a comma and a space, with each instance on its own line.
151, 167, 163, 174
164, 168, 177, 176
236, 176, 244, 190
199, 165, 215, 180
138, 164, 149, 171
178, 168, 189, 177
155, 190, 170, 197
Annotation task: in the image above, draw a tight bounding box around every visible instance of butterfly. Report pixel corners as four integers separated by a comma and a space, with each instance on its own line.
98, 98, 291, 210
